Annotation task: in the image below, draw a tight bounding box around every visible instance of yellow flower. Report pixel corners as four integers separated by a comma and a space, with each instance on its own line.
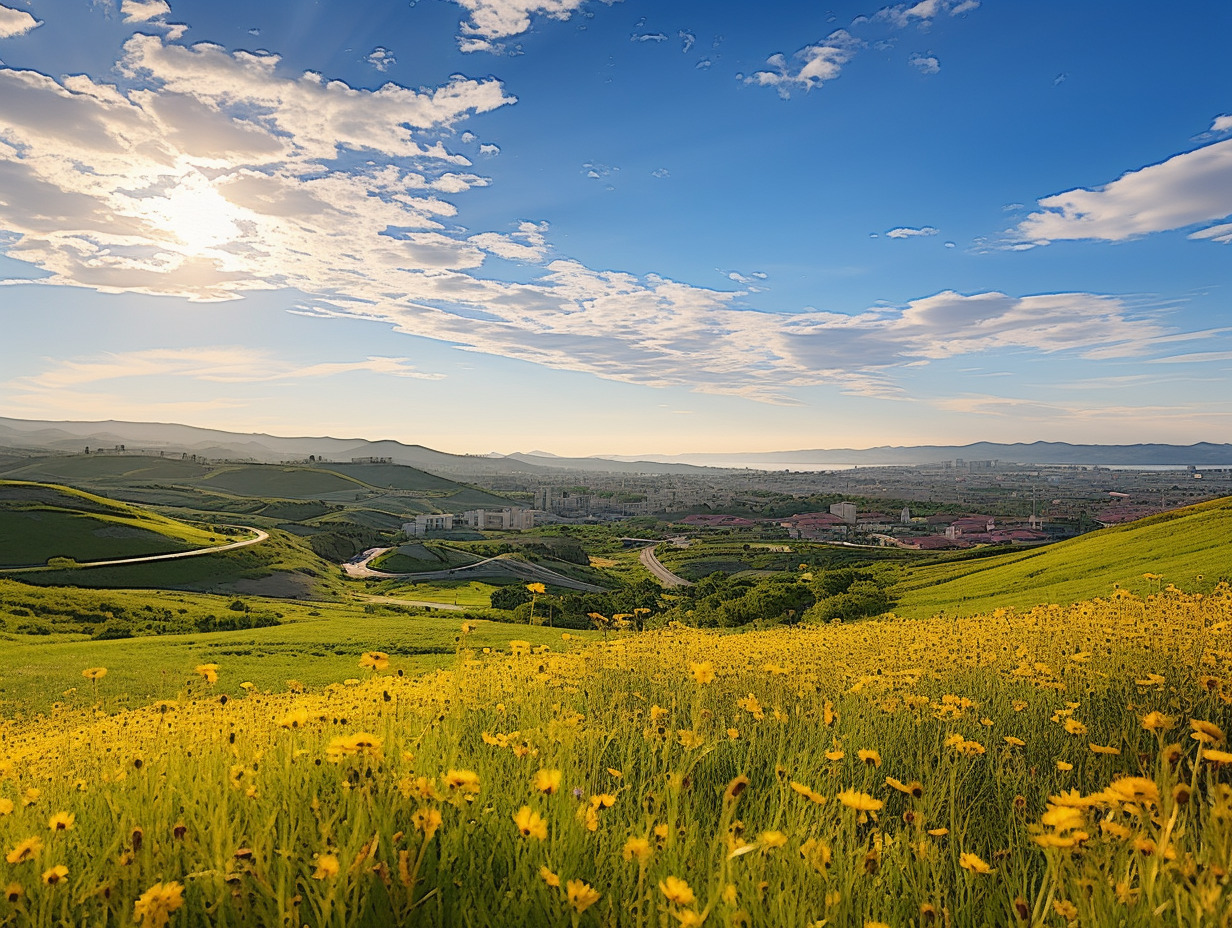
724, 775, 750, 804
81, 667, 107, 681
689, 661, 716, 684
837, 790, 883, 813
660, 876, 696, 906
412, 808, 443, 840
444, 769, 481, 794
48, 812, 74, 832
566, 879, 600, 914
885, 777, 923, 798
857, 749, 882, 767
622, 836, 652, 861
4, 883, 22, 903
1203, 748, 1232, 764
800, 838, 833, 872
6, 836, 42, 864
513, 806, 547, 840
760, 830, 788, 849
825, 749, 845, 761
194, 664, 219, 684
790, 781, 826, 804
1056, 760, 1074, 772
1063, 718, 1088, 736
927, 827, 949, 837
0, 799, 11, 816
1089, 742, 1121, 755
958, 852, 993, 875
1141, 711, 1173, 732
325, 732, 383, 762
312, 855, 340, 879
41, 864, 68, 886
279, 708, 311, 729
533, 768, 562, 794
539, 865, 560, 888
1003, 736, 1026, 747
1191, 719, 1226, 745
133, 881, 185, 928
359, 651, 390, 672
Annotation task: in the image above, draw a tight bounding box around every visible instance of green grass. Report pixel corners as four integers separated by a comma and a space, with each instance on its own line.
370, 579, 509, 607
0, 599, 594, 714
0, 480, 222, 567
894, 495, 1232, 618
372, 543, 481, 573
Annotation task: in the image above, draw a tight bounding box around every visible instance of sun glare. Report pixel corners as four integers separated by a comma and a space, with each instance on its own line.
143, 173, 242, 255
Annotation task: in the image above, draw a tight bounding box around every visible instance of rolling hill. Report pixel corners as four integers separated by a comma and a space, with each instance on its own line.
0, 480, 220, 568
893, 495, 1232, 618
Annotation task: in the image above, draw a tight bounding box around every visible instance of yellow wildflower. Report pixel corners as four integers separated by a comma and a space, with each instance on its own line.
660, 876, 696, 906
312, 855, 340, 879
41, 865, 68, 885
622, 836, 652, 862
513, 806, 547, 840
533, 768, 562, 794
133, 881, 185, 928
566, 879, 600, 914
6, 837, 42, 864
959, 852, 993, 874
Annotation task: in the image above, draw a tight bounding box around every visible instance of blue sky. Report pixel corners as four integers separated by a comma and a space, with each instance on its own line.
0, 0, 1229, 455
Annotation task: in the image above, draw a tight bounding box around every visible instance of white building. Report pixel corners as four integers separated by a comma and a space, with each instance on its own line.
403, 513, 454, 536
461, 507, 535, 531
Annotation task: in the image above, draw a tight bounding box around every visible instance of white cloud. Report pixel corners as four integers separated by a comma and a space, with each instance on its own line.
1014, 138, 1232, 244
886, 225, 938, 238
366, 47, 396, 72
120, 0, 170, 23
1188, 222, 1232, 244
9, 348, 443, 395
876, 0, 974, 27
453, 0, 621, 52
745, 31, 861, 98
1212, 115, 1232, 134
908, 53, 939, 74
479, 142, 501, 156
0, 3, 40, 37
0, 33, 1198, 405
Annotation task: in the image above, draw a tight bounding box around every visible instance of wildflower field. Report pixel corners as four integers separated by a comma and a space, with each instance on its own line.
3, 586, 1232, 927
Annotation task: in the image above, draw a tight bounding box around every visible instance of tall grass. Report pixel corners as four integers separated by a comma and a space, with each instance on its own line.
1, 586, 1230, 925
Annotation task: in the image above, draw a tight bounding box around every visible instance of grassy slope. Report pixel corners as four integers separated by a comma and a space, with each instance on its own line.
894, 495, 1232, 618
0, 480, 222, 567
0, 596, 593, 713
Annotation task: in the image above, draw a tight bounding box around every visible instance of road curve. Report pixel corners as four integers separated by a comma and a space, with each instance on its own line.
639, 544, 694, 588
344, 547, 607, 593
0, 526, 270, 573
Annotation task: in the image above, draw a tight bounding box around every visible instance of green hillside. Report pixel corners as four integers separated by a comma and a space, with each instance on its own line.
0, 481, 220, 568
894, 495, 1232, 618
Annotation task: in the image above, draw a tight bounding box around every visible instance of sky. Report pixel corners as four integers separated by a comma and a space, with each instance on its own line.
0, 0, 1229, 456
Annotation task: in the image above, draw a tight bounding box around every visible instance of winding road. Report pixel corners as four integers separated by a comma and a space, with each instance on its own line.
0, 526, 269, 573
344, 547, 608, 593
639, 544, 694, 588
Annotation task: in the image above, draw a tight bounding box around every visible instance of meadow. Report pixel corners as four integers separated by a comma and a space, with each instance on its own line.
1, 586, 1230, 926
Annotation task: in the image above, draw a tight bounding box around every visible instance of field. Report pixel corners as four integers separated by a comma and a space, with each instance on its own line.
1, 588, 1230, 926
894, 496, 1232, 618
0, 481, 222, 568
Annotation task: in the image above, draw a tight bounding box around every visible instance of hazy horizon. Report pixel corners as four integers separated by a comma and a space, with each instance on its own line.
1, 0, 1229, 455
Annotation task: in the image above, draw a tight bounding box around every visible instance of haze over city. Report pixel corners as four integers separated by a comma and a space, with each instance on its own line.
1, 0, 1229, 455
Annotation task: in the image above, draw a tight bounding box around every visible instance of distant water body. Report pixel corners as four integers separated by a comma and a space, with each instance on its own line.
705, 461, 1232, 472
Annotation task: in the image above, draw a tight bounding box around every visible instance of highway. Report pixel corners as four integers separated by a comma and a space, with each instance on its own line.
639, 544, 693, 588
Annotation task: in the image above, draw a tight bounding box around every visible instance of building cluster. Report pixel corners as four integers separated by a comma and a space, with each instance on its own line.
402, 507, 534, 536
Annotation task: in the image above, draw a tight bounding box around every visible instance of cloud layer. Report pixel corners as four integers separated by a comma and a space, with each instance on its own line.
0, 29, 1188, 405
1015, 138, 1232, 245
0, 2, 39, 37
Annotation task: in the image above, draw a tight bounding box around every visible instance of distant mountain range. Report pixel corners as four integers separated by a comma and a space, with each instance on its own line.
2, 417, 1229, 475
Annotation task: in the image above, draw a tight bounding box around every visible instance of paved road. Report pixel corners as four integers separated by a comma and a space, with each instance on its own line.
639, 544, 694, 588
344, 547, 608, 593
0, 526, 269, 573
